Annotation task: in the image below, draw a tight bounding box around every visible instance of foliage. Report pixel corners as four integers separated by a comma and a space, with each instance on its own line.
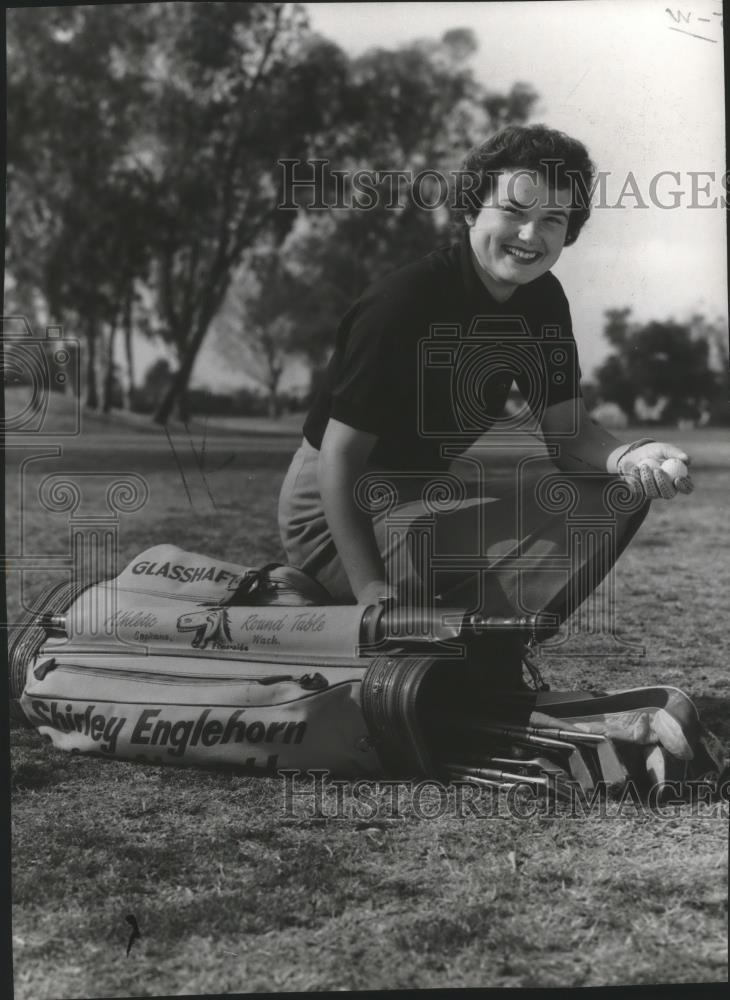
228, 35, 539, 376
130, 357, 174, 413
594, 309, 726, 425
7, 6, 540, 423
140, 3, 350, 422
5, 3, 334, 419
6, 6, 158, 408
211, 242, 310, 418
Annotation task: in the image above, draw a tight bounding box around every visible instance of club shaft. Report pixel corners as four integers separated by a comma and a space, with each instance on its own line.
470, 724, 576, 750
485, 756, 566, 775
528, 726, 605, 744
444, 769, 517, 790
430, 715, 606, 753
446, 763, 550, 787
480, 721, 604, 745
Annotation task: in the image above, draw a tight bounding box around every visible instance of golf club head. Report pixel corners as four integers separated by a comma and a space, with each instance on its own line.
566, 745, 597, 794
596, 738, 631, 791
643, 745, 689, 800
650, 708, 695, 761
686, 726, 730, 791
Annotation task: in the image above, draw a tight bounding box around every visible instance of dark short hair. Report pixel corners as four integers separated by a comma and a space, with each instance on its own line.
452, 124, 596, 246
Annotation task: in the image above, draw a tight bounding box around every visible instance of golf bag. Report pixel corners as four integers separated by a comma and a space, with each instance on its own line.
10, 545, 728, 797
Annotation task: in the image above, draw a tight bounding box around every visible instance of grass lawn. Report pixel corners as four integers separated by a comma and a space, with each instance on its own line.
6, 402, 729, 997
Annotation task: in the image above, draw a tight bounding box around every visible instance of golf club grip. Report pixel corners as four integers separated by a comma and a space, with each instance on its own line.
364, 607, 545, 646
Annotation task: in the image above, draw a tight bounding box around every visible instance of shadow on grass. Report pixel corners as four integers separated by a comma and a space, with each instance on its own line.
693, 694, 730, 741
11, 760, 69, 792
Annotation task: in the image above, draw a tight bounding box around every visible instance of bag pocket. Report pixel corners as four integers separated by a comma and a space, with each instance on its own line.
21, 655, 382, 777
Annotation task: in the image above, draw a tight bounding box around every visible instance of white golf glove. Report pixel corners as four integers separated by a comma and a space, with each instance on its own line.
607, 439, 694, 500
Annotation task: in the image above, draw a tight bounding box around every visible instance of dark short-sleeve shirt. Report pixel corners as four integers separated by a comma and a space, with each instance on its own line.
303, 229, 582, 471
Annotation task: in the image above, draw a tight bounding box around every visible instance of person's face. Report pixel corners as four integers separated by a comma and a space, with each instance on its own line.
467, 169, 572, 299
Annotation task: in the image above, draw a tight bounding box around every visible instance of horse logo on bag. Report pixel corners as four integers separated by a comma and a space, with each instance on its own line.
176, 606, 233, 650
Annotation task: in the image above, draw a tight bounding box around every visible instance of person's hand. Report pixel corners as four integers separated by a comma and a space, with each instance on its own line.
356, 580, 398, 607
615, 441, 694, 499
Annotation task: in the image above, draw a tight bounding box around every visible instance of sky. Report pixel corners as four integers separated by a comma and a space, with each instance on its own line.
180, 0, 727, 389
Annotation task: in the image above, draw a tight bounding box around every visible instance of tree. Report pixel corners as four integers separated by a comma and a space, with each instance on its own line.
142, 3, 349, 423
211, 243, 310, 418
594, 309, 721, 423
156, 16, 507, 417
6, 3, 329, 422
134, 357, 173, 414
269, 32, 538, 376
6, 6, 160, 411
8, 8, 542, 426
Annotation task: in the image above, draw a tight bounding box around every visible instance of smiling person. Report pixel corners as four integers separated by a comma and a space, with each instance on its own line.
277, 124, 693, 681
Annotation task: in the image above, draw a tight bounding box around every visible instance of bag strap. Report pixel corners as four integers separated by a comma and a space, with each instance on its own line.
225, 564, 281, 605
225, 563, 332, 606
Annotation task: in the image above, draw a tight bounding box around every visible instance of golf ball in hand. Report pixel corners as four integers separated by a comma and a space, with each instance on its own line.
661, 458, 689, 481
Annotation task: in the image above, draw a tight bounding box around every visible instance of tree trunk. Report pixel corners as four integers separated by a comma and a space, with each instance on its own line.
152, 211, 265, 425
45, 341, 64, 394
153, 314, 210, 424
123, 285, 135, 410
85, 315, 99, 411
267, 388, 280, 419
177, 389, 191, 424
53, 305, 82, 401
102, 323, 116, 414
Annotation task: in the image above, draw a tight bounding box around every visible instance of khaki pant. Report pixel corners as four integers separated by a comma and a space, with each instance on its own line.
278, 439, 649, 633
